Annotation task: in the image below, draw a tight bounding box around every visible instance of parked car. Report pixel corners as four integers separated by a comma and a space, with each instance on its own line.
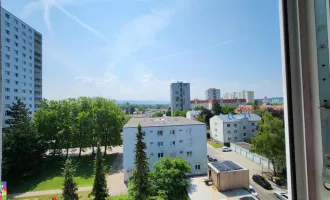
208, 157, 214, 162
274, 192, 289, 200
221, 147, 232, 152
252, 174, 272, 190
248, 185, 259, 198
213, 158, 218, 161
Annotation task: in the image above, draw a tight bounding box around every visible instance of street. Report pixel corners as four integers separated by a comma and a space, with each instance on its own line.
207, 144, 287, 200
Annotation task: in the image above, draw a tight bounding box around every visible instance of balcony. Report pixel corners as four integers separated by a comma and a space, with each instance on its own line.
35, 93, 42, 99
35, 74, 42, 79
34, 68, 42, 73
34, 87, 42, 92
35, 80, 42, 86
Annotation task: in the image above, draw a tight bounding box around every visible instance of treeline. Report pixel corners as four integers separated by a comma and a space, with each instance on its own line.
119, 102, 169, 114
2, 97, 130, 181
34, 97, 128, 157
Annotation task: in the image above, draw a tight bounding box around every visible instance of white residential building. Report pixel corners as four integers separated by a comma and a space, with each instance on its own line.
223, 90, 254, 103
210, 113, 261, 146
123, 117, 207, 182
1, 7, 42, 127
186, 110, 201, 120
170, 82, 191, 115
205, 88, 221, 100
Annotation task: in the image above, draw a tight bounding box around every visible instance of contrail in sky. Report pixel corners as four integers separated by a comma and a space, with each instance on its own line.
144, 37, 248, 64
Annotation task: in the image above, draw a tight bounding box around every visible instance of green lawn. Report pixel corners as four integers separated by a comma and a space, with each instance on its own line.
11, 191, 128, 200
9, 154, 117, 194
207, 140, 223, 148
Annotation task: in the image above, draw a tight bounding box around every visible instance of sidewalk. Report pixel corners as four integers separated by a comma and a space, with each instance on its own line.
8, 186, 92, 199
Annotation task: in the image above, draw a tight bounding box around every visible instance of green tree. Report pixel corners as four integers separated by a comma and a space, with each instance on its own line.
212, 102, 222, 115
152, 112, 164, 117
150, 157, 191, 200
172, 110, 181, 117
165, 108, 171, 116
195, 108, 214, 126
180, 110, 188, 117
90, 144, 108, 200
193, 105, 204, 110
221, 106, 236, 114
2, 100, 47, 181
253, 99, 259, 111
128, 124, 150, 200
130, 105, 135, 114
62, 159, 78, 200
250, 112, 286, 176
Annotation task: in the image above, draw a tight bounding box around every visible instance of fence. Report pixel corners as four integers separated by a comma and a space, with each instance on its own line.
230, 143, 274, 171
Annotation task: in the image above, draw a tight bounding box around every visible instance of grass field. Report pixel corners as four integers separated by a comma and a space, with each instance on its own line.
207, 140, 223, 148
12, 191, 128, 200
9, 154, 117, 194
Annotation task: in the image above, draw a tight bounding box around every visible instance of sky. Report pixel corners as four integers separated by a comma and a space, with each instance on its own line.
2, 0, 283, 101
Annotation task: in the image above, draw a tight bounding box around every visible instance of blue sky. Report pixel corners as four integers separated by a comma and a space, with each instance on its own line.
2, 0, 283, 101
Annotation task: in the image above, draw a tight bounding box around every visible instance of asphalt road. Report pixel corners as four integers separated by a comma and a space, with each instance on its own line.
207, 144, 287, 200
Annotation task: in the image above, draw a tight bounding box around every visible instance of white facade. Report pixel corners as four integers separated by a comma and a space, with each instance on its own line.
210, 113, 261, 145
223, 90, 254, 103
186, 110, 201, 120
205, 88, 221, 100
123, 117, 207, 181
1, 7, 42, 127
170, 82, 191, 114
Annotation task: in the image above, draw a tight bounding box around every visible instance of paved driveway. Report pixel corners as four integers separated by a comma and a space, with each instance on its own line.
207, 144, 287, 200
107, 152, 128, 196
46, 146, 123, 157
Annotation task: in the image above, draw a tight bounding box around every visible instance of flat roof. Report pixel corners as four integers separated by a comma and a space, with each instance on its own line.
123, 117, 204, 128
208, 160, 245, 173
232, 142, 252, 151
187, 176, 256, 200
212, 113, 261, 122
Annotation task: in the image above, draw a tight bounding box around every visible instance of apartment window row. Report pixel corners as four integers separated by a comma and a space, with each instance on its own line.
6, 96, 33, 101
151, 151, 193, 158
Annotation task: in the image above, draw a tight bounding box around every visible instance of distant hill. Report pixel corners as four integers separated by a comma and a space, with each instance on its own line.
115, 100, 170, 105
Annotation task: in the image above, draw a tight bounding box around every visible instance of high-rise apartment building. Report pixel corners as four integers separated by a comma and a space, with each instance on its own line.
1, 7, 42, 127
223, 90, 254, 103
205, 88, 221, 100
170, 82, 191, 115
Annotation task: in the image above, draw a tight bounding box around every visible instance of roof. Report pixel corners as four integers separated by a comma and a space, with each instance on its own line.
186, 110, 201, 115
213, 113, 261, 122
232, 142, 252, 151
123, 117, 204, 128
208, 160, 245, 173
191, 99, 246, 104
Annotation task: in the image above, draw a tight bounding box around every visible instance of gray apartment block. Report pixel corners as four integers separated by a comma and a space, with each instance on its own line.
170, 82, 191, 115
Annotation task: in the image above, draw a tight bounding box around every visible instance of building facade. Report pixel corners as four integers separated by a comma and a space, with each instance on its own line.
186, 110, 201, 120
190, 99, 246, 110
223, 90, 254, 103
205, 88, 221, 101
209, 113, 261, 146
170, 82, 191, 115
123, 117, 207, 181
1, 7, 42, 126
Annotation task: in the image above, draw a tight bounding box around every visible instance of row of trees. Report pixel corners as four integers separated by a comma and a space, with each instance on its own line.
128, 125, 190, 200
119, 102, 169, 115
34, 97, 125, 158
3, 97, 128, 182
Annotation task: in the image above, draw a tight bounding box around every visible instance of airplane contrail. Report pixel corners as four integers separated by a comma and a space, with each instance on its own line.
144, 37, 248, 64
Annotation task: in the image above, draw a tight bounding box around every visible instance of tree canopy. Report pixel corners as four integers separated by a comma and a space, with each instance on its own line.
172, 110, 188, 117
212, 102, 222, 115
195, 108, 214, 127
150, 157, 191, 200
193, 105, 204, 110
250, 112, 286, 175
221, 106, 236, 114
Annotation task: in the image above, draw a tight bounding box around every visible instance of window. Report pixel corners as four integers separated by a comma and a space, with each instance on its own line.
195, 164, 201, 170
158, 142, 163, 147
23, 75, 26, 79
5, 88, 10, 92
187, 151, 192, 157
29, 28, 32, 33
150, 142, 153, 145
15, 65, 18, 70
5, 63, 10, 68
188, 129, 192, 134
5, 13, 10, 18
15, 50, 18, 55
14, 96, 18, 100
5, 54, 10, 59
227, 130, 231, 133
15, 58, 18, 62
180, 151, 183, 154
170, 130, 175, 135
252, 129, 254, 132
243, 126, 246, 129
22, 97, 26, 100
227, 124, 230, 127
23, 53, 26, 57
243, 133, 247, 136
158, 153, 163, 158
23, 68, 26, 72
171, 141, 176, 146
15, 34, 18, 39
29, 104, 32, 108
23, 39, 26, 43
5, 79, 10, 84
228, 137, 231, 140
22, 24, 26, 29
15, 81, 18, 85
142, 132, 145, 136
5, 46, 10, 51
251, 123, 255, 126
15, 73, 18, 77
187, 139, 192, 146
5, 71, 10, 75
15, 42, 18, 47
6, 30, 10, 35
23, 46, 26, 50
5, 38, 10, 43
22, 89, 26, 93
5, 96, 10, 100
234, 130, 237, 133
150, 153, 154, 156
15, 27, 18, 32
157, 130, 163, 136
14, 19, 18, 24
14, 89, 18, 92
179, 140, 183, 143
234, 137, 238, 140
